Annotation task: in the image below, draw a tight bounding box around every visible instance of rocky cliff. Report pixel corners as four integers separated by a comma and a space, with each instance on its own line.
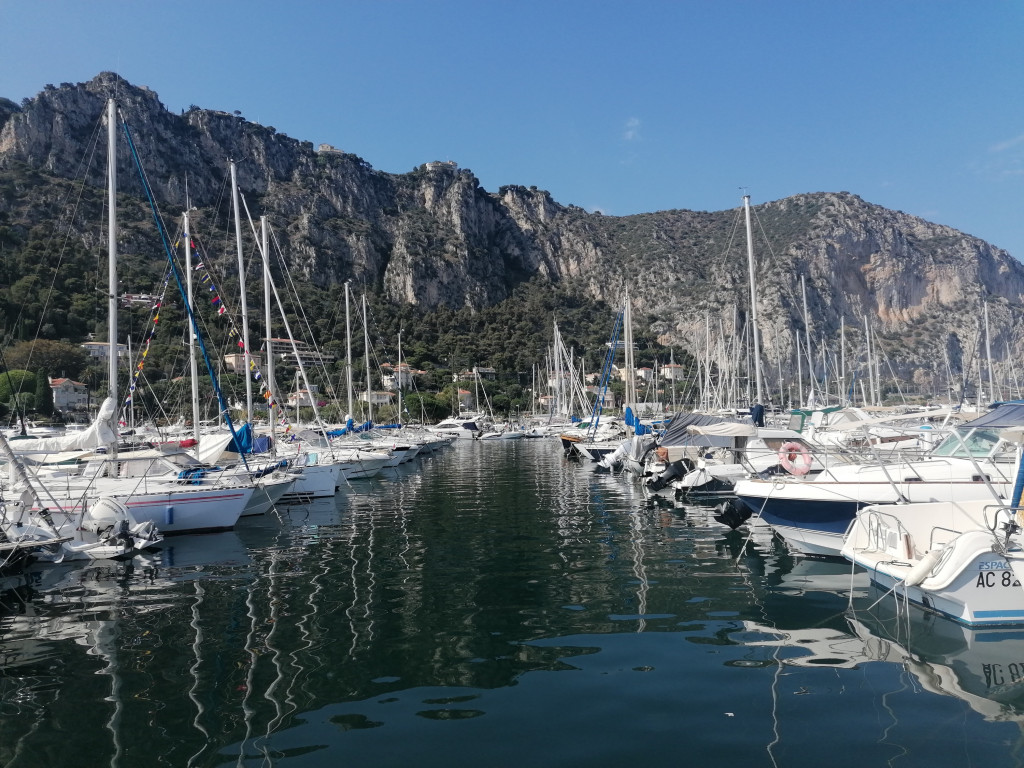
1, 73, 1021, 389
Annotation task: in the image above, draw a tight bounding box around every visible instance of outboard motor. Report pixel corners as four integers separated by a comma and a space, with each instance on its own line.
598, 443, 628, 471
80, 497, 134, 539
644, 461, 686, 492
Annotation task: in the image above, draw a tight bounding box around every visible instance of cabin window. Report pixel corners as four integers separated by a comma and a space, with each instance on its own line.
932, 428, 1002, 458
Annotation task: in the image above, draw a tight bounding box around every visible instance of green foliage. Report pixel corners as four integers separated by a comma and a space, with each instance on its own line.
359, 276, 691, 379
0, 370, 36, 402
35, 366, 54, 417
3, 339, 89, 379
402, 392, 451, 422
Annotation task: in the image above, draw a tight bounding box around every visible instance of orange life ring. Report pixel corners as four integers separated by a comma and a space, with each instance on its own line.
778, 441, 813, 476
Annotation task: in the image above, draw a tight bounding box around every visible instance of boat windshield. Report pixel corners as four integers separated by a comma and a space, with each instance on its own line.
931, 428, 1006, 459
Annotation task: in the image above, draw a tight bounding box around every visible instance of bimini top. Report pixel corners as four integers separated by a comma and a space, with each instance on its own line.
959, 403, 1024, 430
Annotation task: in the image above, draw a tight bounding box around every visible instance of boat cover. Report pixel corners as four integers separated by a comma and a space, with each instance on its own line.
960, 403, 1024, 429
10, 397, 117, 454
687, 423, 758, 437
656, 411, 747, 448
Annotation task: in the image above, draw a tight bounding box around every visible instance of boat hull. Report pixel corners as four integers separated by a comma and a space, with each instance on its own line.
282, 463, 341, 500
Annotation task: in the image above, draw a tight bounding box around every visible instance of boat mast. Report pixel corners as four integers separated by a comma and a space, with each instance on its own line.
862, 315, 870, 406
183, 209, 201, 444
984, 299, 997, 403
841, 317, 846, 403
801, 275, 813, 405
363, 294, 372, 423
230, 162, 254, 423
262, 217, 276, 450
743, 195, 764, 405
106, 98, 119, 451
623, 290, 636, 432
397, 328, 403, 426
345, 282, 354, 419
703, 315, 710, 412
796, 333, 804, 408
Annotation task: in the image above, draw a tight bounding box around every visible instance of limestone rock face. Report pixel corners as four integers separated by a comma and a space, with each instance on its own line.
1, 74, 1020, 376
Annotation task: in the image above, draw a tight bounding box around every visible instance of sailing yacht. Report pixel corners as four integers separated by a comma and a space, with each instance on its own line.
9, 100, 255, 535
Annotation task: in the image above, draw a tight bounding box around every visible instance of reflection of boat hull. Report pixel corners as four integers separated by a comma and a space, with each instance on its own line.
850, 591, 1024, 716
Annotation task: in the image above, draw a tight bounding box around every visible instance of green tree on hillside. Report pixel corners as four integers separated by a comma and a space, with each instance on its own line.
35, 367, 54, 417
0, 369, 36, 427
4, 340, 89, 379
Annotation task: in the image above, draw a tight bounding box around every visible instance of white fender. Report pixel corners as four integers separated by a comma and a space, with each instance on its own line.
904, 548, 942, 587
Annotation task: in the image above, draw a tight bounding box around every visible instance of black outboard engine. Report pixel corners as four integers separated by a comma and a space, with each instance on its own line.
645, 461, 686, 492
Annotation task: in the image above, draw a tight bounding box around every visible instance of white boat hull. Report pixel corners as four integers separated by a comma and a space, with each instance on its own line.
282, 463, 341, 500
843, 499, 1024, 626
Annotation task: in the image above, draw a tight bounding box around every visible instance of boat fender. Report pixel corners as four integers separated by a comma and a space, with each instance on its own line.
778, 442, 813, 476
904, 548, 943, 587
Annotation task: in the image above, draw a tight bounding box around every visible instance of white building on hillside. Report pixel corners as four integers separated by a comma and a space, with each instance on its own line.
81, 341, 128, 361
50, 377, 89, 412
360, 391, 395, 406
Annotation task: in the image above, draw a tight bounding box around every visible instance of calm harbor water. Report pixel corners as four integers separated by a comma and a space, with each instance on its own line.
2, 439, 1024, 767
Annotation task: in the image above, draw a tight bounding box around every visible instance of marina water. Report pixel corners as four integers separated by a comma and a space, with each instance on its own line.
2, 439, 1023, 767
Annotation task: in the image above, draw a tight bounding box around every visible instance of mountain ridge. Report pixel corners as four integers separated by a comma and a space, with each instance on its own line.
0, 72, 1020, 397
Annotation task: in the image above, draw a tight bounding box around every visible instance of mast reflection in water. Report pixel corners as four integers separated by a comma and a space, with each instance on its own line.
1, 440, 1023, 767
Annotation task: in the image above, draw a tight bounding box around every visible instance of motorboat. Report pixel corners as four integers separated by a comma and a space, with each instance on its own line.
728, 405, 1020, 557
842, 496, 1024, 626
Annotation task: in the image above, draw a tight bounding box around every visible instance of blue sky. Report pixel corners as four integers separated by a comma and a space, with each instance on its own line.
2, 1, 1022, 258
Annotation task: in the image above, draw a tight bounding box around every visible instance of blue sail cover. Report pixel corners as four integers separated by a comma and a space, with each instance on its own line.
326, 419, 374, 437
624, 407, 652, 435
232, 422, 253, 454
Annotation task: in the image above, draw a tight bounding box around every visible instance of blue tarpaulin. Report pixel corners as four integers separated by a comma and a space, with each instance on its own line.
326, 419, 374, 437
232, 423, 253, 454
624, 407, 652, 435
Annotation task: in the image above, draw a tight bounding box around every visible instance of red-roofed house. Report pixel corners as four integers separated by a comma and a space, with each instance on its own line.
50, 377, 89, 412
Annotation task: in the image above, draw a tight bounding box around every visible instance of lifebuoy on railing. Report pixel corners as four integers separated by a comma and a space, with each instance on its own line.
778, 441, 813, 476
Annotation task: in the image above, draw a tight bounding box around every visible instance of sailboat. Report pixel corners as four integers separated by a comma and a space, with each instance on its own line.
0, 100, 166, 558
183, 162, 296, 513
567, 296, 632, 461
6, 99, 260, 535
247, 215, 346, 498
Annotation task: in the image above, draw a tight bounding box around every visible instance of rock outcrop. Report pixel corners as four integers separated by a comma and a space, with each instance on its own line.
1, 73, 1020, 383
